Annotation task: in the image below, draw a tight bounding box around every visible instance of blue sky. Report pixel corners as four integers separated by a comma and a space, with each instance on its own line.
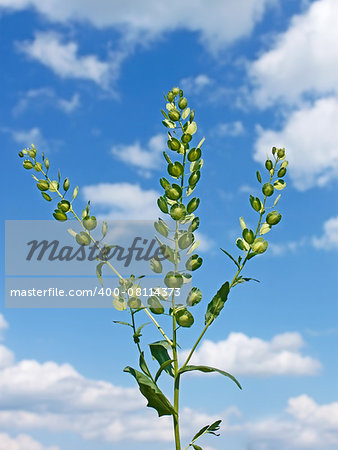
1, 0, 338, 449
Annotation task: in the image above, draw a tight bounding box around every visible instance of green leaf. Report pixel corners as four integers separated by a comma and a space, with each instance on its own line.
112, 321, 133, 327
123, 366, 176, 417
149, 341, 174, 377
178, 365, 241, 389
154, 359, 175, 382
232, 276, 260, 287
133, 322, 150, 343
273, 194, 281, 207
220, 248, 240, 269
139, 352, 152, 378
205, 281, 230, 324
192, 425, 209, 442
192, 445, 203, 450
96, 262, 105, 286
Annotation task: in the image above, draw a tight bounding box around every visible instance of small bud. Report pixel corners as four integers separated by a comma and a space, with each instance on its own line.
18, 151, 24, 158
44, 158, 50, 170
243, 228, 255, 244
265, 160, 273, 170
250, 195, 262, 212
157, 196, 168, 213
164, 271, 184, 288
168, 109, 181, 121
189, 217, 200, 232
251, 237, 268, 254
186, 287, 202, 307
187, 197, 200, 213
181, 133, 192, 143
83, 215, 97, 230
148, 296, 164, 314
63, 178, 70, 191
262, 183, 274, 197
176, 308, 194, 327
167, 91, 174, 102
266, 211, 282, 226
37, 180, 49, 191
23, 160, 34, 170
272, 146, 276, 155
187, 147, 201, 162
277, 148, 285, 158
189, 110, 195, 122
53, 210, 68, 221
277, 167, 287, 177
178, 97, 188, 109
168, 162, 184, 178
185, 254, 203, 271
170, 204, 186, 220
168, 138, 181, 151
188, 171, 200, 186
42, 192, 52, 201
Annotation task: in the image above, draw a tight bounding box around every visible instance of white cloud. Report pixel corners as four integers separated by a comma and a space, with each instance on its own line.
214, 121, 245, 137
13, 88, 80, 115
247, 395, 338, 449
2, 0, 275, 54
254, 96, 338, 190
180, 332, 321, 376
82, 182, 160, 220
18, 32, 112, 88
250, 0, 338, 107
111, 134, 166, 176
0, 314, 8, 337
312, 216, 338, 250
6, 127, 49, 151
0, 433, 59, 450
180, 74, 213, 95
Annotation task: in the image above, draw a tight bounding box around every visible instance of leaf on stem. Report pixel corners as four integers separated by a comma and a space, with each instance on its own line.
220, 248, 240, 268
96, 262, 106, 286
123, 366, 176, 417
204, 281, 230, 324
149, 341, 174, 377
178, 365, 241, 389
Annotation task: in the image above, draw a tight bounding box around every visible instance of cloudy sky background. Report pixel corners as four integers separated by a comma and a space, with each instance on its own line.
1, 0, 338, 448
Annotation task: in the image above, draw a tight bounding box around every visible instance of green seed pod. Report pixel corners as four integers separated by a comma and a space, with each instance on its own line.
128, 297, 141, 309
185, 254, 203, 271
265, 159, 273, 170
189, 217, 200, 232
44, 158, 50, 170
150, 258, 163, 273
168, 138, 181, 151
165, 183, 182, 201
278, 167, 287, 177
168, 109, 181, 121
182, 133, 192, 143
250, 195, 262, 212
262, 183, 274, 197
189, 110, 195, 122
148, 296, 164, 314
75, 231, 91, 245
34, 162, 42, 172
160, 177, 171, 190
56, 200, 70, 212
176, 308, 194, 327
53, 209, 68, 222
266, 211, 282, 226
168, 162, 184, 178
83, 215, 97, 230
18, 151, 24, 158
37, 180, 49, 191
187, 147, 201, 162
42, 192, 52, 201
23, 160, 34, 170
277, 148, 285, 158
170, 204, 186, 220
251, 237, 268, 254
187, 197, 200, 213
178, 97, 188, 109
178, 232, 194, 249
63, 178, 70, 191
164, 271, 184, 288
188, 171, 200, 186
236, 238, 245, 251
243, 228, 255, 244
172, 87, 180, 95
157, 196, 168, 213
186, 287, 202, 307
29, 149, 37, 158
167, 91, 174, 102
272, 146, 276, 155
